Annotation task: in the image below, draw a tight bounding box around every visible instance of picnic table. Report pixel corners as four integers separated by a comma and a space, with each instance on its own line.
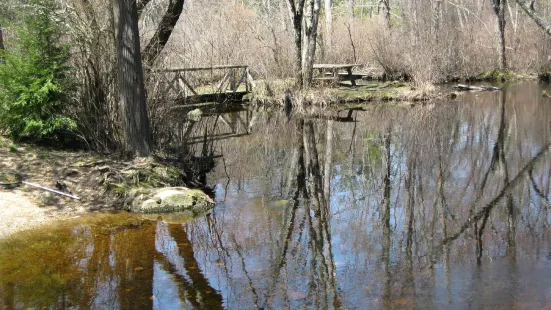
313, 64, 361, 86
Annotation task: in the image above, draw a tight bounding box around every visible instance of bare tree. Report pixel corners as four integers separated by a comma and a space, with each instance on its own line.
141, 0, 186, 66
285, 0, 321, 88
116, 0, 152, 156
324, 0, 332, 50
515, 0, 551, 38
285, 0, 307, 88
382, 0, 391, 28
492, 0, 507, 69
348, 0, 354, 23
303, 0, 322, 85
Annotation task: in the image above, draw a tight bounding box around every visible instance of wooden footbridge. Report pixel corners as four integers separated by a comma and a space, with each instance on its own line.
150, 65, 256, 107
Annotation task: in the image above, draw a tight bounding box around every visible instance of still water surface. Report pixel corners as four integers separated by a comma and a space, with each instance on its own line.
1, 83, 551, 309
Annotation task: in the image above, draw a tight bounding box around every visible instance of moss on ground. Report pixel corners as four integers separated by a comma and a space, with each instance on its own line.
472, 69, 525, 82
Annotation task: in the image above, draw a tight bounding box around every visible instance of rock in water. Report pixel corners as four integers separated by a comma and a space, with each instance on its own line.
129, 187, 214, 214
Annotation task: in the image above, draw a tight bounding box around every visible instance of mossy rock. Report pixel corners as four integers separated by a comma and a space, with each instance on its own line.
129, 187, 214, 214
0, 172, 22, 188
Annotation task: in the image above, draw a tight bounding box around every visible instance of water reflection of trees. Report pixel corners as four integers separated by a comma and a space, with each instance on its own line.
0, 215, 226, 309
197, 86, 551, 308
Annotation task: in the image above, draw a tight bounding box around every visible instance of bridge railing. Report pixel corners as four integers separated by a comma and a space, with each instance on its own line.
150, 65, 256, 101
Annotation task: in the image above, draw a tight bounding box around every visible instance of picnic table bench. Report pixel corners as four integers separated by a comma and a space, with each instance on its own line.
313, 64, 361, 86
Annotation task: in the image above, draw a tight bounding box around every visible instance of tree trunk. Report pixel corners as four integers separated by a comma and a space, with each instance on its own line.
286, 0, 306, 88
515, 0, 551, 38
347, 0, 355, 23
0, 24, 4, 64
303, 0, 321, 86
141, 0, 185, 67
434, 0, 442, 36
324, 0, 332, 51
382, 0, 391, 28
117, 0, 152, 157
492, 0, 507, 70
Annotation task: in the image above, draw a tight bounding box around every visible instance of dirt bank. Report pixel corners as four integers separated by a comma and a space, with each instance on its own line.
0, 137, 190, 239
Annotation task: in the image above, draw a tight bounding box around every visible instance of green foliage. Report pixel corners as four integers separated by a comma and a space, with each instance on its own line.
0, 0, 77, 143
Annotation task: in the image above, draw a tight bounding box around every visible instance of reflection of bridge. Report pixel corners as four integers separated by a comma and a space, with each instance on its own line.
186, 108, 258, 144
151, 65, 255, 105
183, 108, 363, 145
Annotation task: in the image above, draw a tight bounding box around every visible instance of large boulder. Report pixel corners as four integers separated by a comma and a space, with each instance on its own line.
129, 187, 214, 214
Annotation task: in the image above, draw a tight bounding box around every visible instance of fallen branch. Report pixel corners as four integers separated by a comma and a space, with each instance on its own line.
454, 84, 502, 91
22, 181, 81, 200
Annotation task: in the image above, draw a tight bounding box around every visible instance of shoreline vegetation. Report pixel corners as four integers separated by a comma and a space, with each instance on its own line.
246, 68, 540, 106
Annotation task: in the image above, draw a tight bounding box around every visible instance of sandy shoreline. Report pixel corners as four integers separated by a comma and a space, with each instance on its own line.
0, 189, 86, 240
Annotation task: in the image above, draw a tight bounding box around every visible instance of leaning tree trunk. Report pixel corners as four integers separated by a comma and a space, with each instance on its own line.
141, 0, 185, 67
303, 0, 321, 86
116, 0, 152, 157
492, 0, 507, 70
515, 0, 551, 38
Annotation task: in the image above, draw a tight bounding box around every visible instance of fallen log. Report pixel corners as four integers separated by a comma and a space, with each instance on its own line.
454, 84, 502, 91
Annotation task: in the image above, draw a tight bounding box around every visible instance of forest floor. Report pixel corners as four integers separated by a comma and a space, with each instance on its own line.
0, 138, 117, 239
0, 137, 190, 239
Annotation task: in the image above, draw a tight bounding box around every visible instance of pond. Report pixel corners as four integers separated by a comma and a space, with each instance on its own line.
2, 82, 551, 309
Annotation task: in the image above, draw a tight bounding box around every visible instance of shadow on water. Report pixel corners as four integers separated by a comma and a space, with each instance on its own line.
2, 82, 551, 308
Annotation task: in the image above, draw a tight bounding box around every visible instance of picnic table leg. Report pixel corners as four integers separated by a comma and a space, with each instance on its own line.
347, 68, 356, 86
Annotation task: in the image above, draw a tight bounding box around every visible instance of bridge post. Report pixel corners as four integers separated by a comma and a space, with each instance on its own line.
229, 68, 237, 91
